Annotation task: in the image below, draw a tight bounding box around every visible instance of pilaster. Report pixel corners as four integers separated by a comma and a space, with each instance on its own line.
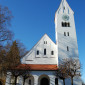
49, 75, 55, 85
33, 75, 38, 85
5, 72, 12, 85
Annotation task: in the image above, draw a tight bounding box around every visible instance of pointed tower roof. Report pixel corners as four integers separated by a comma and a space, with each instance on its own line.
56, 0, 74, 14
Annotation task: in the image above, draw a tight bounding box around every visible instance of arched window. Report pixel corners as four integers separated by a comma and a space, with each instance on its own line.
37, 50, 39, 55
55, 78, 58, 85
44, 49, 46, 55
51, 51, 54, 55
62, 22, 71, 27
64, 32, 66, 36
65, 22, 67, 27
67, 32, 69, 36
67, 46, 69, 51
64, 7, 65, 10
62, 22, 64, 27
68, 9, 69, 14
29, 79, 31, 85
44, 41, 47, 44
68, 22, 70, 27
46, 41, 47, 44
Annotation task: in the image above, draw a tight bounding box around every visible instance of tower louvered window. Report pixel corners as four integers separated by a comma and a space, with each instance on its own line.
64, 32, 66, 36
62, 22, 70, 27
67, 32, 69, 36
68, 23, 70, 27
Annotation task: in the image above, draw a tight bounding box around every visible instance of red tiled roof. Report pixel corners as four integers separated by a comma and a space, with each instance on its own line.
16, 64, 58, 71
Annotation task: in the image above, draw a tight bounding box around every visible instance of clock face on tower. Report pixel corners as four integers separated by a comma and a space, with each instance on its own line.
62, 15, 69, 21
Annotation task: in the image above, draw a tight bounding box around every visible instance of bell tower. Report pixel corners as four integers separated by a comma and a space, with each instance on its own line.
55, 0, 79, 63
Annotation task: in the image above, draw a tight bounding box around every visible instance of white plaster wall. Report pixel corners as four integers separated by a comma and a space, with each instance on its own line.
33, 71, 82, 85
54, 0, 82, 85
17, 71, 56, 85
21, 34, 58, 65
5, 71, 82, 85
17, 71, 82, 85
18, 76, 23, 85
25, 76, 34, 85
5, 72, 12, 85
28, 71, 56, 85
55, 0, 79, 63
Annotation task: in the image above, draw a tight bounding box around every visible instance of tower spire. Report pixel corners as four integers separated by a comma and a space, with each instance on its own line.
55, 0, 74, 44
61, 0, 66, 9
55, 0, 74, 14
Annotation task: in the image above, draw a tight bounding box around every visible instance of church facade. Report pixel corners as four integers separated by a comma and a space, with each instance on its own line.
5, 0, 82, 85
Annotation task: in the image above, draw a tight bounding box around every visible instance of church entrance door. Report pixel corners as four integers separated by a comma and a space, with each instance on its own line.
40, 78, 49, 85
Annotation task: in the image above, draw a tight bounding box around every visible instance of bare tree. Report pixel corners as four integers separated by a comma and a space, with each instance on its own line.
21, 65, 30, 85
0, 5, 13, 46
65, 58, 81, 85
0, 6, 13, 76
15, 40, 28, 57
55, 58, 81, 85
9, 64, 30, 85
0, 49, 7, 75
55, 62, 69, 85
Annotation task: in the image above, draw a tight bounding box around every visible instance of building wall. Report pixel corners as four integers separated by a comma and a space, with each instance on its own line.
21, 34, 58, 65
5, 71, 82, 85
55, 0, 79, 63
17, 71, 82, 85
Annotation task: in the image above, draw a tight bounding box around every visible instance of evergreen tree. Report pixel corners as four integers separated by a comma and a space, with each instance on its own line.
6, 41, 21, 85
0, 40, 28, 85
6, 40, 20, 69
0, 50, 6, 75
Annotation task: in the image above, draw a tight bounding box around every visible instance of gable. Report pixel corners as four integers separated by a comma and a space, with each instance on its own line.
21, 34, 58, 65
56, 0, 74, 14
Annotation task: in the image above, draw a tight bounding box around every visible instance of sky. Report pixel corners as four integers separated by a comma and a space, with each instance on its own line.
0, 0, 85, 83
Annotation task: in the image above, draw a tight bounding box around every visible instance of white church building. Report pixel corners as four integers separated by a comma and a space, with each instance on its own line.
5, 0, 82, 85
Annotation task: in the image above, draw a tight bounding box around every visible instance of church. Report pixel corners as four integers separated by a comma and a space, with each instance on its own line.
5, 0, 82, 85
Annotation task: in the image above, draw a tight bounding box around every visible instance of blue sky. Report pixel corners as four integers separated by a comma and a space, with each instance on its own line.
0, 0, 85, 83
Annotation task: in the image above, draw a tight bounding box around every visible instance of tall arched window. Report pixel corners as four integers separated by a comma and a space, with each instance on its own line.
67, 46, 69, 51
55, 78, 58, 85
51, 51, 54, 55
46, 41, 47, 44
37, 50, 39, 55
44, 49, 46, 55
29, 79, 31, 85
68, 9, 69, 14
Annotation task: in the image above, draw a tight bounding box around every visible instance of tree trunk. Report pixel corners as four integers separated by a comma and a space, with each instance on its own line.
23, 77, 25, 85
63, 79, 65, 85
71, 77, 73, 85
15, 76, 17, 85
